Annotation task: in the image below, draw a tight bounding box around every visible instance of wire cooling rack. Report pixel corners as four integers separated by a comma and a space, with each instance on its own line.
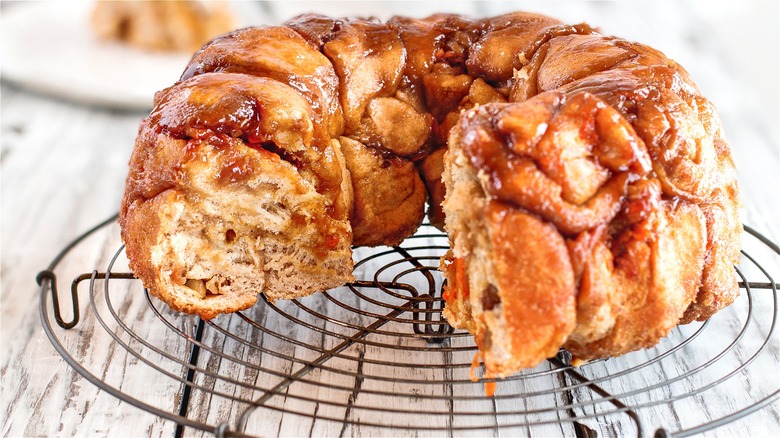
38, 214, 779, 437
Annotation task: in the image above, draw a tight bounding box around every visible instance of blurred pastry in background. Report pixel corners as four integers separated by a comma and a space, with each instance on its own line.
91, 0, 235, 52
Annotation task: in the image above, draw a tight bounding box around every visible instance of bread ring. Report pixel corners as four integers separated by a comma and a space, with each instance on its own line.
120, 12, 741, 377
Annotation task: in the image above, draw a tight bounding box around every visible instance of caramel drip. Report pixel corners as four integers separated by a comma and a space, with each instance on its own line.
469, 352, 497, 397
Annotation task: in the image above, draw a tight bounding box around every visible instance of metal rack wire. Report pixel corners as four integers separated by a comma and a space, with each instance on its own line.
38, 215, 779, 437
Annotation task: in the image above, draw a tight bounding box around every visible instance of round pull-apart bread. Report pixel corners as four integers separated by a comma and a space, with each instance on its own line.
120, 12, 742, 378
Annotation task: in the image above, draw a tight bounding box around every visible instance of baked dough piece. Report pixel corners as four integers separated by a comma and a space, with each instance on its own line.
120, 12, 741, 376
91, 0, 234, 53
441, 36, 741, 374
120, 74, 354, 319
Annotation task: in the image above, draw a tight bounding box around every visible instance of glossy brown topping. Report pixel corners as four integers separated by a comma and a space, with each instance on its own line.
123, 73, 346, 221
457, 91, 653, 236
182, 26, 344, 139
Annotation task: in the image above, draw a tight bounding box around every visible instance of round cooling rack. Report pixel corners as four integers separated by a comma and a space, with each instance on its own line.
38, 214, 780, 437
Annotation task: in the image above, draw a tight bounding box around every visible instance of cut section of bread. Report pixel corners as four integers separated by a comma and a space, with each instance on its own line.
120, 73, 354, 319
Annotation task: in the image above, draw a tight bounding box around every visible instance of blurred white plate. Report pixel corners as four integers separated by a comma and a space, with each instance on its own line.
0, 1, 192, 110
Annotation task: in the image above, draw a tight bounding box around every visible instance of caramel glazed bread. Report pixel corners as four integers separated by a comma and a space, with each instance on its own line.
120, 12, 742, 378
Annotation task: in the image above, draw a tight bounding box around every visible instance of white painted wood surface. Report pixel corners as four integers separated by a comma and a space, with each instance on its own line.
2, 1, 778, 437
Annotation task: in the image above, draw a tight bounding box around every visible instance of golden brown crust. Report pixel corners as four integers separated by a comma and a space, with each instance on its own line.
121, 190, 165, 303
339, 137, 427, 246
564, 202, 707, 359
484, 202, 576, 376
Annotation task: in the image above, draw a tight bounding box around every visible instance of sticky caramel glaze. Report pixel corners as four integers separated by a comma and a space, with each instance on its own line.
458, 91, 652, 236
467, 16, 593, 87
286, 16, 407, 134
518, 33, 722, 204
528, 42, 742, 325
122, 73, 348, 221
181, 26, 344, 139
